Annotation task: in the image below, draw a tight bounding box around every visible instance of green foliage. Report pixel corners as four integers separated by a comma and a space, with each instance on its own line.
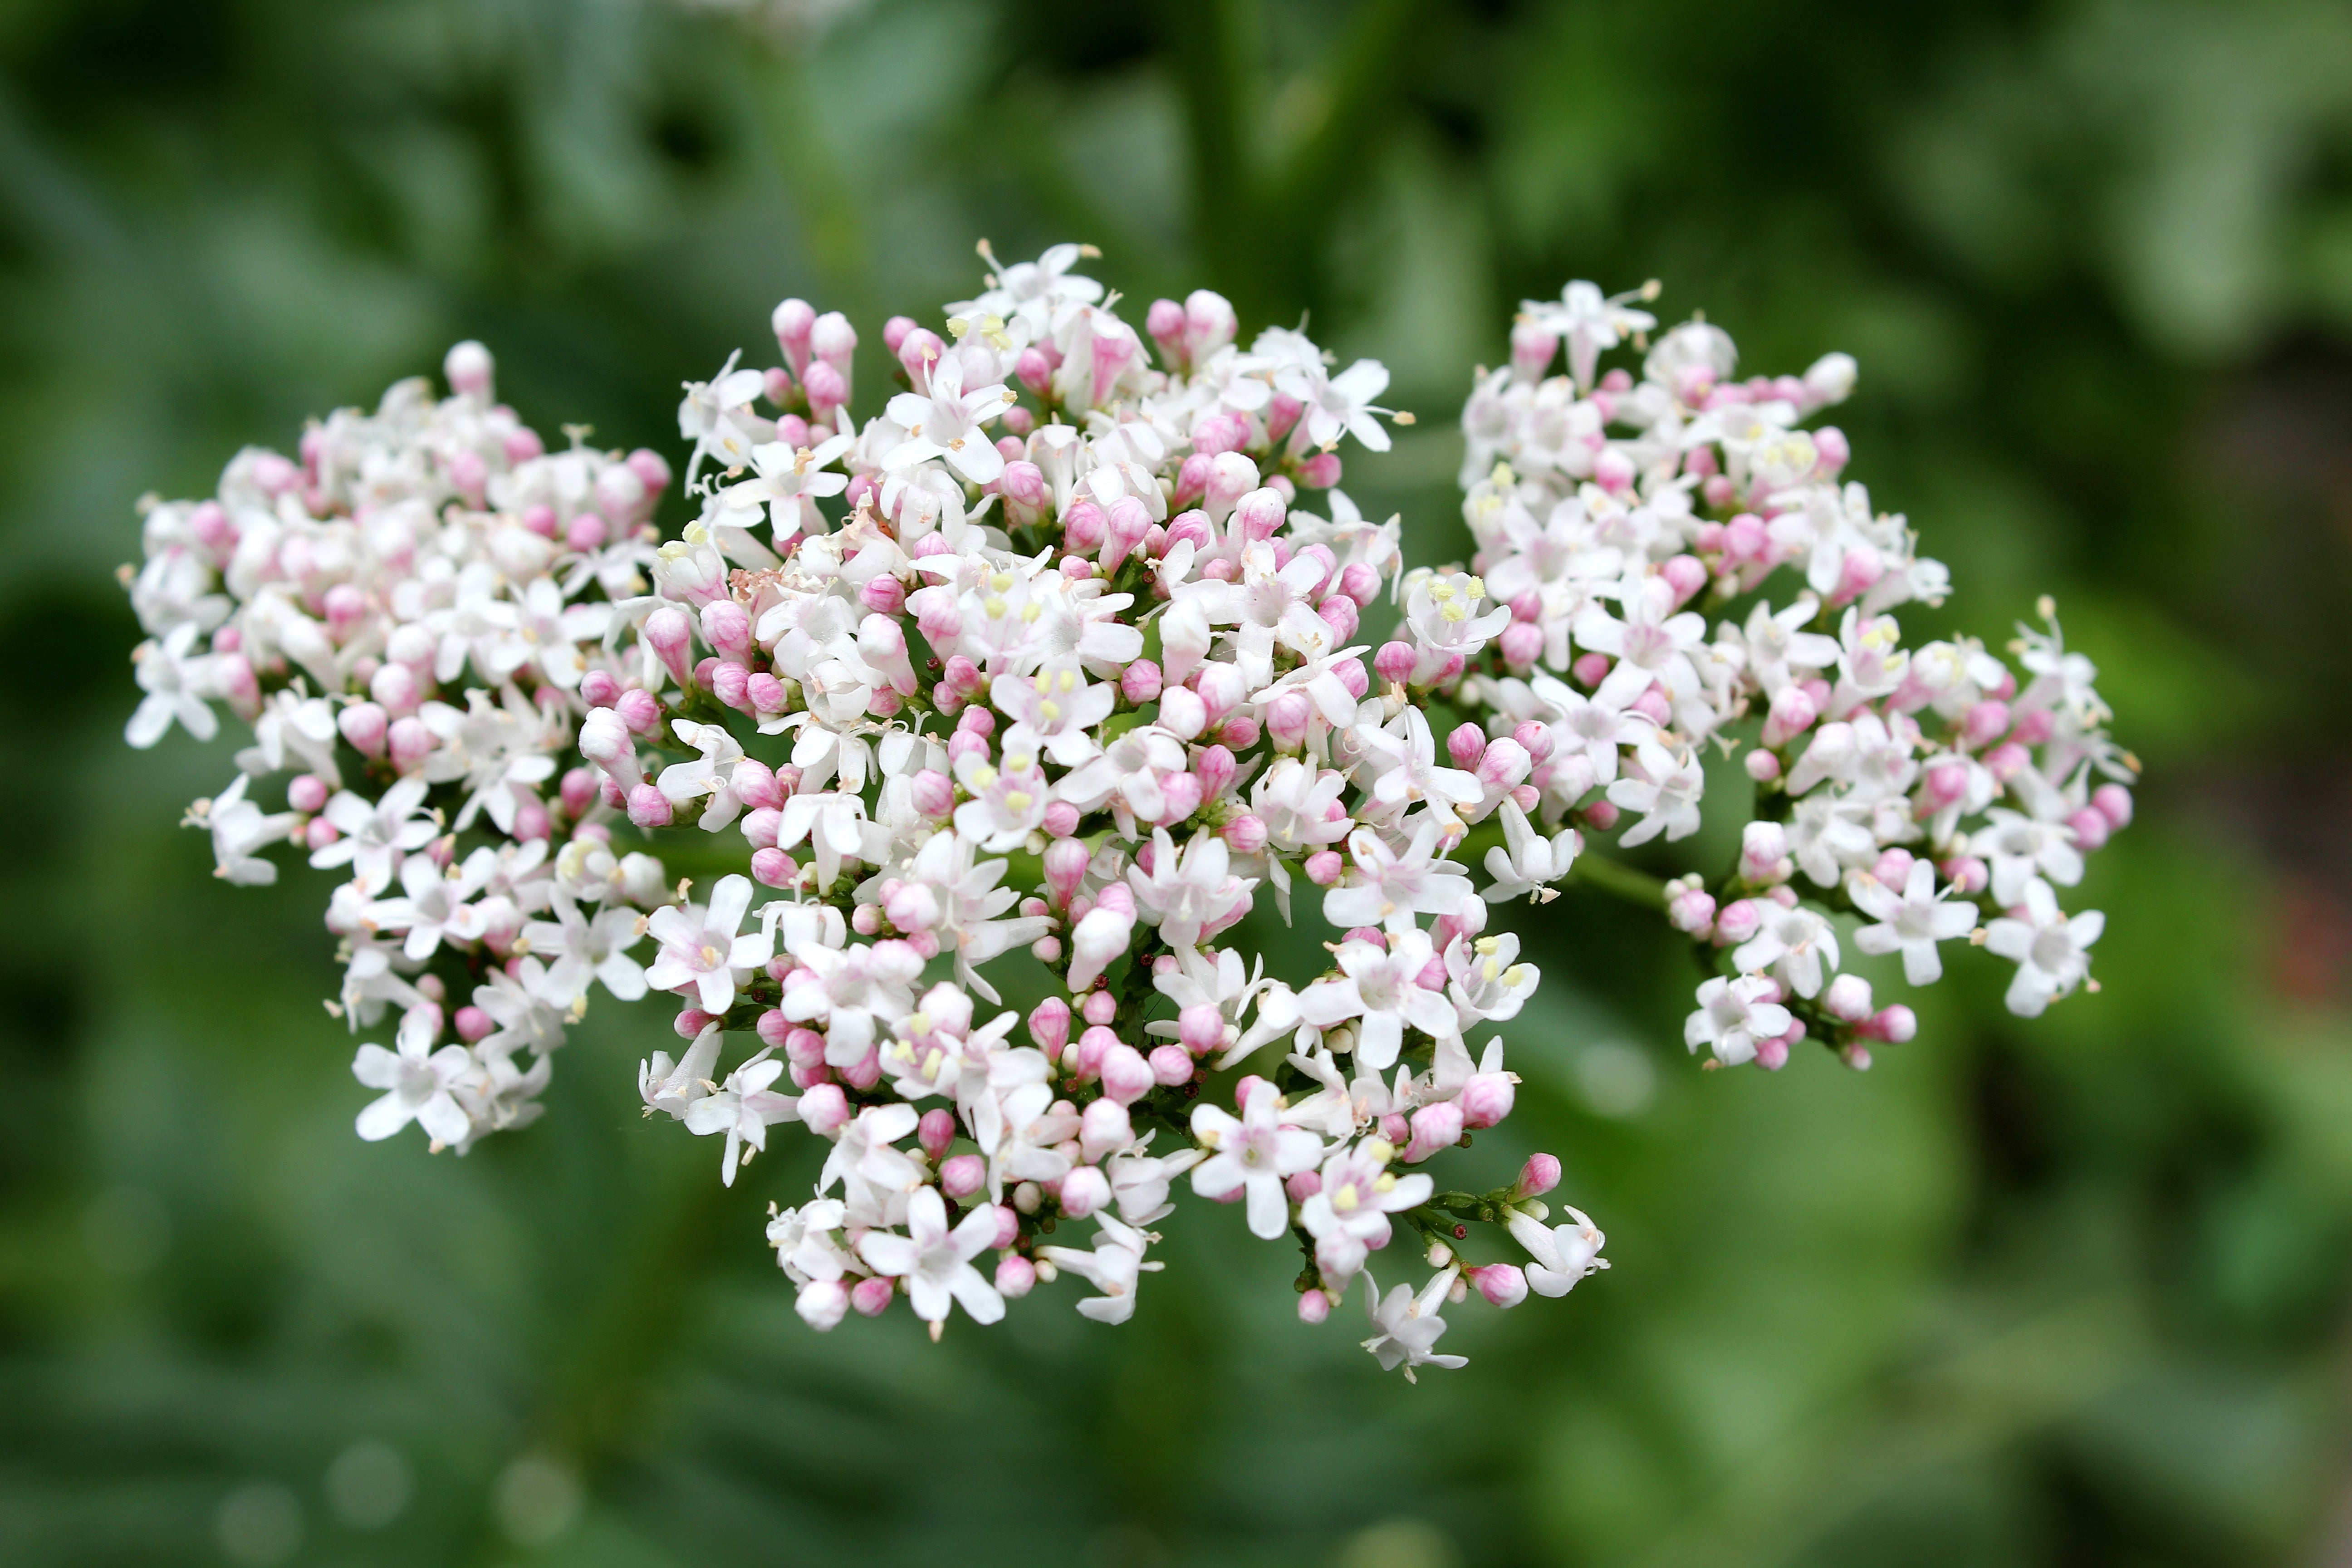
3, 0, 2350, 1562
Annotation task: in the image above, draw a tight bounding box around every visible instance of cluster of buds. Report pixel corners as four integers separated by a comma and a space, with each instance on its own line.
122, 241, 2119, 1377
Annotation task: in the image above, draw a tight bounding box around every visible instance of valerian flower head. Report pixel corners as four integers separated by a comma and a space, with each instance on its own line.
124, 241, 2125, 1365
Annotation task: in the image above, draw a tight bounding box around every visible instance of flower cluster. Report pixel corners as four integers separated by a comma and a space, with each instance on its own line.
122, 241, 2122, 1377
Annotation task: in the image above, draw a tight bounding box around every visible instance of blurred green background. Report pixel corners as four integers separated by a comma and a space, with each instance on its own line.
6, 0, 2352, 1563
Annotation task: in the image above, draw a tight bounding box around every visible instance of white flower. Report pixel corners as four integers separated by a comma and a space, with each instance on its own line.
1984, 879, 2104, 1018
884, 353, 1017, 484
658, 719, 751, 831
683, 1048, 800, 1186
186, 774, 296, 887
1507, 1206, 1608, 1297
1529, 672, 1650, 786
1189, 1080, 1324, 1239
857, 1186, 1004, 1329
1446, 930, 1541, 1023
1522, 279, 1656, 390
1849, 860, 1978, 986
1038, 1212, 1162, 1325
1128, 829, 1254, 951
125, 621, 218, 748
1300, 1139, 1431, 1291
1731, 902, 1841, 999
310, 776, 438, 896
819, 1103, 922, 1198
1607, 738, 1705, 848
366, 850, 490, 961
524, 890, 648, 1008
1684, 975, 1792, 1066
643, 874, 773, 1014
352, 1009, 474, 1147
1324, 824, 1476, 934
1360, 1266, 1469, 1382
1482, 799, 1580, 903
639, 1024, 722, 1120
1298, 930, 1460, 1071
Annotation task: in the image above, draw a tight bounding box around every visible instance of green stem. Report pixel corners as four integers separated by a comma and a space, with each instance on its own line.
1568, 852, 1667, 911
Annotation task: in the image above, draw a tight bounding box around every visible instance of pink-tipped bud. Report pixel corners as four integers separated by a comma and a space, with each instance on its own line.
1961, 699, 2011, 750
1593, 448, 1636, 495
1083, 986, 1120, 1023
579, 669, 622, 709
1744, 748, 1782, 784
1233, 486, 1287, 542
1220, 813, 1268, 855
1498, 621, 1544, 670
1446, 722, 1487, 770
1373, 641, 1417, 684
1304, 849, 1344, 887
627, 784, 673, 828
1101, 1044, 1155, 1106
1337, 560, 1382, 608
643, 606, 695, 687
1296, 451, 1342, 489
1061, 499, 1107, 554
1661, 554, 1708, 608
1860, 1004, 1917, 1044
1404, 1101, 1464, 1163
1028, 997, 1072, 1056
1477, 737, 1531, 790
2067, 807, 2110, 853
1056, 1165, 1108, 1220
1515, 1152, 1562, 1199
1470, 1262, 1529, 1308
1510, 319, 1559, 382
1666, 884, 1717, 936
750, 848, 799, 888
387, 717, 435, 774
1570, 652, 1611, 690
799, 1082, 849, 1135
2092, 783, 2133, 830
1102, 496, 1154, 572
1265, 692, 1314, 750
1119, 658, 1161, 706
940, 1153, 987, 1200
1740, 820, 1792, 885
1762, 682, 1819, 748
1298, 1289, 1333, 1324
1041, 838, 1091, 909
1148, 1044, 1194, 1087
337, 701, 389, 758
995, 1253, 1037, 1298
1177, 1003, 1225, 1058
1194, 743, 1237, 803
916, 1108, 956, 1161
615, 686, 662, 737
1823, 974, 1874, 1023
1015, 346, 1053, 398
848, 1276, 893, 1318
1460, 1073, 1516, 1129
1158, 686, 1206, 741
1080, 1097, 1132, 1164
559, 767, 598, 819
709, 662, 750, 712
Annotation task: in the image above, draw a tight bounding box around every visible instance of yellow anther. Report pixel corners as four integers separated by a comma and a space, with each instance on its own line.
968, 765, 997, 790
1331, 1183, 1360, 1213
991, 572, 1014, 593
1003, 791, 1033, 813
1039, 701, 1061, 721
1374, 1172, 1397, 1193
983, 596, 1007, 619
1005, 753, 1034, 774
1058, 669, 1077, 692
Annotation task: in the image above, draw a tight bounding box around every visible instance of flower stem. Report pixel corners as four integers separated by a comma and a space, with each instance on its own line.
1568, 853, 1667, 910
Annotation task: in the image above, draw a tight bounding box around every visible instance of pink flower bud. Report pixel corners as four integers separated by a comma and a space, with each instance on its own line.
1147, 1044, 1193, 1087
1338, 560, 1381, 607
750, 848, 798, 888
2093, 783, 2134, 830
1121, 659, 1162, 705
1498, 621, 1544, 669
1220, 813, 1268, 855
1661, 554, 1707, 607
939, 1153, 987, 1200
1666, 884, 1717, 936
1460, 1073, 1516, 1129
1304, 849, 1344, 887
799, 1086, 856, 1133
1860, 1004, 1917, 1044
1580, 799, 1620, 831
1469, 1262, 1529, 1308
1446, 722, 1487, 770
1570, 651, 1611, 690
1028, 997, 1072, 1056
1373, 641, 1417, 684
1102, 1044, 1155, 1105
1157, 686, 1207, 741
387, 716, 434, 774
848, 1276, 893, 1318
916, 1108, 956, 1161
1296, 451, 1342, 489
1515, 1152, 1562, 1199
304, 817, 338, 851
1404, 1101, 1463, 1163
1266, 691, 1313, 750
1233, 486, 1287, 541
2010, 708, 2057, 747
1761, 681, 1819, 749
642, 606, 694, 687
1155, 771, 1204, 824
990, 1204, 1022, 1249
2067, 807, 2110, 853
450, 1005, 491, 1044
333, 699, 387, 758
1510, 318, 1559, 382
710, 662, 750, 712
1823, 974, 1874, 1022
1102, 496, 1154, 572
627, 784, 673, 828
1961, 699, 2011, 750
995, 1253, 1037, 1298
1194, 745, 1238, 804
558, 768, 598, 819
1298, 1289, 1333, 1324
